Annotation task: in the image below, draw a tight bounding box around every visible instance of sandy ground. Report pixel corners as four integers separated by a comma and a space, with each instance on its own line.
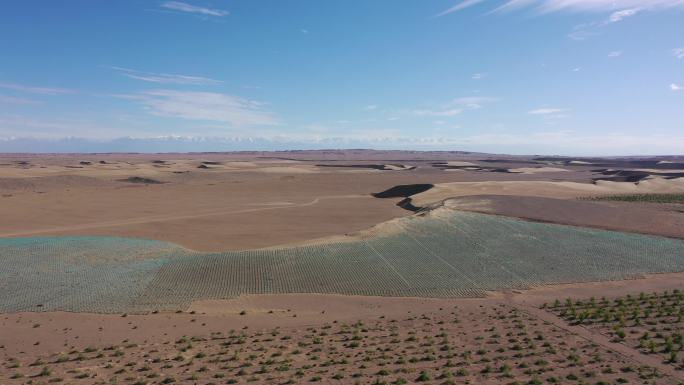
443, 195, 684, 238
412, 178, 684, 206
0, 152, 594, 251
1, 152, 682, 250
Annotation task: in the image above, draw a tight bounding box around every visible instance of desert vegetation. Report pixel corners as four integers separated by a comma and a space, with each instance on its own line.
584, 194, 684, 204
3, 303, 681, 385
544, 289, 684, 370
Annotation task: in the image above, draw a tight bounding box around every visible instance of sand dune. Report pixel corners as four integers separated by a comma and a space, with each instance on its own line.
441, 195, 683, 238
412, 177, 684, 206
2, 152, 681, 251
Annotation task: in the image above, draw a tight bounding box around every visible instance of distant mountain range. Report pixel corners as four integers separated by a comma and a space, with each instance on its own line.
1, 136, 681, 157
0, 136, 446, 153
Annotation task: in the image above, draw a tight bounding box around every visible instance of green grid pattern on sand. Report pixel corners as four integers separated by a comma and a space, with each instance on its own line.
1, 211, 683, 313
0, 237, 181, 313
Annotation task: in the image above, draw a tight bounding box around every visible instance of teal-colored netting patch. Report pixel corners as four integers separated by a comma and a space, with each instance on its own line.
1, 212, 683, 313
0, 237, 185, 313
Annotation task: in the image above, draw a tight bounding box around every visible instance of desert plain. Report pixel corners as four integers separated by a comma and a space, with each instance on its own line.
1, 150, 683, 385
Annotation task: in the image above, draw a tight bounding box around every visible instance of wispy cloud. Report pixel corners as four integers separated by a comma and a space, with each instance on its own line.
411, 96, 497, 117
529, 107, 568, 115
672, 48, 684, 59
453, 96, 498, 109
493, 1, 682, 14
438, 1, 679, 42
471, 73, 487, 80
160, 1, 228, 17
109, 66, 223, 85
671, 83, 682, 92
568, 23, 600, 40
0, 82, 74, 95
454, 130, 684, 155
413, 108, 463, 117
436, 0, 486, 17
121, 90, 278, 126
607, 50, 623, 58
568, 8, 647, 39
0, 94, 38, 104
437, 0, 684, 36
363, 104, 378, 111
606, 8, 641, 23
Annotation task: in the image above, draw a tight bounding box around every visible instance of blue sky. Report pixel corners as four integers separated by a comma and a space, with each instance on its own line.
0, 0, 683, 155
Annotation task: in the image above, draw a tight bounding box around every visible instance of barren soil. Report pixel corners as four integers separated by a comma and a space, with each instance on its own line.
443, 195, 684, 239
1, 151, 682, 250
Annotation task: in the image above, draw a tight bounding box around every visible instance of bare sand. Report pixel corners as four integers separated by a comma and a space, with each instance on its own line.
442, 195, 683, 238
0, 151, 604, 251
412, 178, 684, 206
2, 152, 681, 250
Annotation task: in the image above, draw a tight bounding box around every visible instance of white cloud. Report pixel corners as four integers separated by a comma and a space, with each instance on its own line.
607, 51, 623, 58
438, 0, 684, 28
109, 66, 222, 85
528, 107, 568, 115
161, 1, 228, 17
436, 0, 486, 16
453, 96, 498, 109
471, 73, 487, 80
413, 108, 463, 117
453, 130, 684, 155
410, 96, 497, 117
501, 1, 681, 13
363, 104, 378, 111
606, 8, 641, 23
565, 7, 647, 40
122, 90, 278, 126
0, 82, 74, 95
572, 67, 581, 72
672, 48, 684, 59
567, 23, 600, 40
671, 83, 682, 91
